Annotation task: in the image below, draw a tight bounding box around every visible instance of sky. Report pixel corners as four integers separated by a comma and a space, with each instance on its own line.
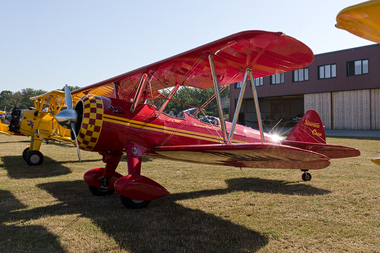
0, 0, 375, 93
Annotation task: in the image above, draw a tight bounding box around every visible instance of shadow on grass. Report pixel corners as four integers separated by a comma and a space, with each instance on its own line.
0, 139, 31, 144
172, 177, 331, 201
0, 177, 330, 252
1, 179, 273, 252
0, 156, 72, 179
0, 190, 65, 252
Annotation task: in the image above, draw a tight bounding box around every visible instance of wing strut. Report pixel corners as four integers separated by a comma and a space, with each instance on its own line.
228, 70, 249, 142
113, 82, 119, 99
130, 73, 148, 113
249, 70, 264, 143
208, 54, 227, 143
156, 83, 181, 116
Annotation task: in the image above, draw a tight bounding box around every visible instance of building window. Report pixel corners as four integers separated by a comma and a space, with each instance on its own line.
293, 68, 309, 82
254, 77, 263, 86
318, 64, 336, 79
347, 59, 368, 76
271, 73, 284, 84
234, 81, 243, 89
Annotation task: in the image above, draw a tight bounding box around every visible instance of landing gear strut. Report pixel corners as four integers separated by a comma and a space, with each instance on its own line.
89, 185, 115, 196
301, 170, 312, 181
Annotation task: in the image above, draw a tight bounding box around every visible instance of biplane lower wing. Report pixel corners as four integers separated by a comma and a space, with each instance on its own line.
147, 143, 330, 170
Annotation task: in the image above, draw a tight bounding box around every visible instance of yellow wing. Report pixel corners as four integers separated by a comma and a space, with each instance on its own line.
336, 0, 380, 44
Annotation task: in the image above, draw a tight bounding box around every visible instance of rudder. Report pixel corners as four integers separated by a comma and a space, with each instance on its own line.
286, 110, 326, 144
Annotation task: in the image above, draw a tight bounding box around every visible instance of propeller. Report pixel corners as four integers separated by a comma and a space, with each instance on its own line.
56, 84, 81, 162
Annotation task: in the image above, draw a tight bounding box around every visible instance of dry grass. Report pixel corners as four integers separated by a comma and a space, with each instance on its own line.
1, 134, 380, 252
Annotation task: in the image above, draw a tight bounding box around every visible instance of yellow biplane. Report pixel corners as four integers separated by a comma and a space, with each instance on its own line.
336, 0, 380, 165
0, 110, 12, 135
8, 90, 80, 165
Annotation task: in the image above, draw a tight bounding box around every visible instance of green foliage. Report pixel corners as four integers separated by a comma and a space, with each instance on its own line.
0, 86, 81, 111
164, 86, 230, 117
0, 88, 47, 110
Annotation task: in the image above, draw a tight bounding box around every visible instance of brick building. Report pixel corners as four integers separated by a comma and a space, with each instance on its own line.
229, 44, 380, 130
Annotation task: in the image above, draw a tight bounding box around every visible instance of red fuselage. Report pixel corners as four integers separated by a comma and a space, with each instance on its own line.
74, 95, 277, 153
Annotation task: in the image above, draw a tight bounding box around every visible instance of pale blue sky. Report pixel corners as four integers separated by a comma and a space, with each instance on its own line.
0, 0, 374, 92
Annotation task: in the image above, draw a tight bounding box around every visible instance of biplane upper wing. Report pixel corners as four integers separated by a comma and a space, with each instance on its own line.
30, 90, 79, 108
147, 143, 330, 170
336, 0, 380, 44
71, 30, 314, 102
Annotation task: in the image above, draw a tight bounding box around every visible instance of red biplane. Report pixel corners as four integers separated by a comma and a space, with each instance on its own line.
56, 31, 360, 209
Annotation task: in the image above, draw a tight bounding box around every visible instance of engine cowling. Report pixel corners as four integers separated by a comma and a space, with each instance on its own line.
73, 95, 105, 151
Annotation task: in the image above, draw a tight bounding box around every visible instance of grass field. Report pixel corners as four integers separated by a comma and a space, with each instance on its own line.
1, 134, 379, 252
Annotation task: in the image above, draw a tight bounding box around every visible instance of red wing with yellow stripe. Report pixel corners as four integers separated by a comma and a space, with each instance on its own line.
71, 31, 313, 101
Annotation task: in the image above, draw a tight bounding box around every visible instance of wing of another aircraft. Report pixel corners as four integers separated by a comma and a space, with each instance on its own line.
71, 30, 313, 101
148, 143, 330, 170
336, 0, 380, 44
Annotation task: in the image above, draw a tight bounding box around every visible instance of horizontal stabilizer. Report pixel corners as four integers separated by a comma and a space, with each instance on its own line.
371, 157, 380, 166
148, 143, 330, 170
282, 140, 360, 159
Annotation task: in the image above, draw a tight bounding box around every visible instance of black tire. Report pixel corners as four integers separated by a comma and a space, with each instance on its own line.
22, 147, 30, 161
302, 172, 312, 181
88, 185, 115, 196
120, 195, 151, 209
25, 150, 44, 166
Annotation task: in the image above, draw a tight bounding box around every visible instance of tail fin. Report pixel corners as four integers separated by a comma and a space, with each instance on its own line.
286, 110, 326, 144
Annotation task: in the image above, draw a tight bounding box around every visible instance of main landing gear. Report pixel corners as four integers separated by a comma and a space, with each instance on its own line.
84, 145, 169, 209
22, 147, 44, 166
301, 170, 312, 181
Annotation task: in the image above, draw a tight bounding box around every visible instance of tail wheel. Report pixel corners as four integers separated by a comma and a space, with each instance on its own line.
25, 150, 44, 166
88, 185, 115, 196
120, 195, 151, 209
302, 172, 312, 181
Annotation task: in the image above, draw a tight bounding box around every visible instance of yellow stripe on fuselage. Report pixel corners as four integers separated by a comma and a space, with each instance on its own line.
102, 114, 246, 144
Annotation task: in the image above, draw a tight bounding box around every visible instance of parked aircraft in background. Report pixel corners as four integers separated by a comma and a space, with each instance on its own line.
8, 90, 80, 166
336, 0, 380, 165
54, 30, 360, 209
0, 110, 12, 135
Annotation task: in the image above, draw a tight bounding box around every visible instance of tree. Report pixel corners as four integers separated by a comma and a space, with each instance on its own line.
164, 85, 230, 117
0, 88, 47, 110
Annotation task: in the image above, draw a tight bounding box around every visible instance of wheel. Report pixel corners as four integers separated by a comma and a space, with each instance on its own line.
22, 147, 30, 161
25, 150, 44, 166
89, 185, 115, 196
302, 172, 312, 181
120, 195, 151, 209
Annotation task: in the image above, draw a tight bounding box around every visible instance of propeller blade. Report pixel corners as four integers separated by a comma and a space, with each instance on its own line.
71, 122, 81, 162
64, 84, 73, 110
